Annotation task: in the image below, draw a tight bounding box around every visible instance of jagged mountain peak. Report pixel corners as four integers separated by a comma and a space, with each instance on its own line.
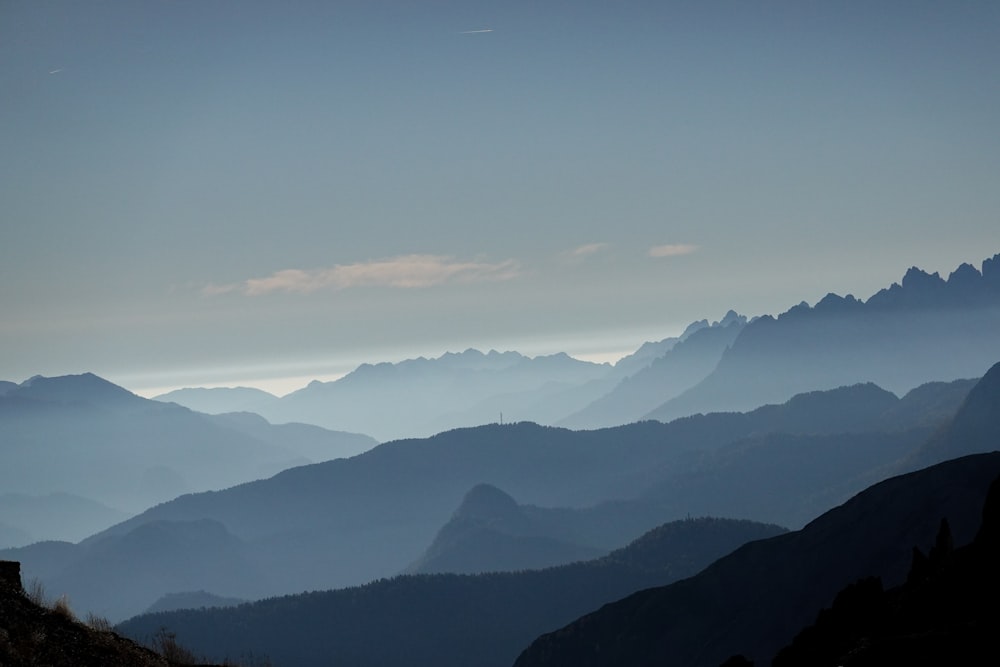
716, 310, 747, 327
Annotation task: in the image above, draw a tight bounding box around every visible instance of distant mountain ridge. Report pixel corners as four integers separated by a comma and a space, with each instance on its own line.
152, 254, 1000, 436
0, 373, 376, 524
157, 348, 616, 441
0, 493, 128, 549
647, 254, 1000, 422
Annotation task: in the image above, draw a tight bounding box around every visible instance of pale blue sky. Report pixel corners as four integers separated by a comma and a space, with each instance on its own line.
2, 1, 999, 395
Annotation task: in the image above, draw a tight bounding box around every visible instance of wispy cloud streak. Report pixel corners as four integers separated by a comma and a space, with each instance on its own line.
567, 243, 608, 258
204, 254, 520, 297
557, 243, 609, 264
648, 243, 698, 258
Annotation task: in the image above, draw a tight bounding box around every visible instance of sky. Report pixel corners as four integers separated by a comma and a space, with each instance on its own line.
2, 1, 999, 397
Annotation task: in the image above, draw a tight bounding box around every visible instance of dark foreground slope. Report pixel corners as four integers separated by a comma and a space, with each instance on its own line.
118, 518, 784, 667
770, 475, 1000, 666
0, 561, 172, 667
513, 451, 1000, 667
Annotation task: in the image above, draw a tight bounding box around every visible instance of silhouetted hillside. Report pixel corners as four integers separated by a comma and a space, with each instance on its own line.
647, 255, 1000, 422
144, 591, 246, 615
514, 371, 1000, 666
513, 452, 1000, 667
118, 518, 784, 667
406, 484, 731, 576
0, 560, 173, 666
905, 360, 1000, 469
406, 484, 605, 574
769, 473, 1000, 666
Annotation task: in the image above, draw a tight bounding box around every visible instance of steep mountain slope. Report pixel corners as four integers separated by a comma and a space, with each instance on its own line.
769, 476, 1000, 667
512, 366, 1000, 667
405, 484, 605, 575
0, 561, 174, 667
117, 518, 785, 667
560, 312, 746, 429
406, 484, 733, 576
647, 255, 1000, 422
904, 360, 1000, 469
514, 453, 1000, 667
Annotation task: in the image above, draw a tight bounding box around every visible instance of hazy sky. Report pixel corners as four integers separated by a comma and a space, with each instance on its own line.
3, 1, 999, 396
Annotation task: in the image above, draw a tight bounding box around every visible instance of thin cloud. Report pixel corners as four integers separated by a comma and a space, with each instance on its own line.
48, 68, 64, 75
204, 254, 520, 297
460, 28, 494, 34
558, 243, 609, 264
648, 243, 698, 258
568, 243, 608, 258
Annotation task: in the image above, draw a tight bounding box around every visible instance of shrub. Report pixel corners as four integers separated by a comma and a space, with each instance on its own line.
25, 578, 47, 606
152, 627, 199, 665
85, 612, 114, 632
51, 594, 76, 621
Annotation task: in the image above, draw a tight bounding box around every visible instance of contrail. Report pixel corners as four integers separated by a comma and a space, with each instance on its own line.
460, 29, 493, 34
48, 68, 63, 75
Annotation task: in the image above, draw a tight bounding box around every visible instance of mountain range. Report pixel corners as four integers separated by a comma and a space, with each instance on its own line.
153, 255, 1000, 439
646, 255, 1000, 422
511, 360, 1000, 667
2, 252, 999, 663
116, 358, 1000, 667
159, 349, 615, 442
4, 363, 983, 621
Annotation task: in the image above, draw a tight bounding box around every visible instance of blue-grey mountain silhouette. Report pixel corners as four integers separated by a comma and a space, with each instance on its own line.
0, 373, 375, 523
647, 255, 1000, 423
10, 369, 979, 621
117, 516, 785, 667
513, 452, 1000, 667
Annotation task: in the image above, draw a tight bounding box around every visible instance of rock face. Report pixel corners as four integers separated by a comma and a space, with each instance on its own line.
0, 559, 22, 593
